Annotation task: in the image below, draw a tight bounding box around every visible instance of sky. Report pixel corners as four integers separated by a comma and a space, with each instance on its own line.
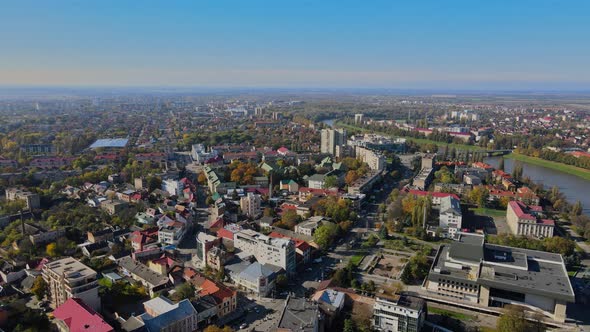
1, 0, 589, 90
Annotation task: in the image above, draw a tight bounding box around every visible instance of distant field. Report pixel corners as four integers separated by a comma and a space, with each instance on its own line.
505, 153, 590, 181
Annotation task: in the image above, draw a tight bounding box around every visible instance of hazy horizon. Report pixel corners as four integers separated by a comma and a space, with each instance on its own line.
1, 1, 590, 90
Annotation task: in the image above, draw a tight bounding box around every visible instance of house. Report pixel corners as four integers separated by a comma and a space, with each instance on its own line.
100, 199, 128, 215
294, 216, 328, 237
280, 180, 299, 193
130, 296, 198, 332
190, 273, 238, 317
231, 261, 281, 297
87, 228, 114, 244
131, 227, 159, 251
53, 298, 114, 332
82, 241, 110, 257
117, 256, 169, 296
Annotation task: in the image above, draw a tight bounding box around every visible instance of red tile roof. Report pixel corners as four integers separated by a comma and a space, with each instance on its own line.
53, 298, 114, 332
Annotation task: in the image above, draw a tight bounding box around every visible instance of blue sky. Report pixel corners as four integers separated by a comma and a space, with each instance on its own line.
1, 1, 589, 89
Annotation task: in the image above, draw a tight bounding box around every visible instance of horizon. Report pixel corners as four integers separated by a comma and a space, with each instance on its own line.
1, 1, 590, 90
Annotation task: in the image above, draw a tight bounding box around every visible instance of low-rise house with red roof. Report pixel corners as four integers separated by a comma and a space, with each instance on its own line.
507, 201, 554, 238
190, 273, 237, 317
53, 298, 114, 332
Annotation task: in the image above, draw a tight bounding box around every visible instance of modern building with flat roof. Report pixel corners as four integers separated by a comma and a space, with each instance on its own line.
373, 287, 426, 332
42, 257, 100, 311
424, 232, 575, 322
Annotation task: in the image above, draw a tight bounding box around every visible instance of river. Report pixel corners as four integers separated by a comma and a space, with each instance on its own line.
485, 156, 590, 215
320, 117, 590, 214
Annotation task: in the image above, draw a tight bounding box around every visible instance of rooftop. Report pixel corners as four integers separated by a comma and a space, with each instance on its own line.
44, 257, 96, 280
89, 138, 129, 149
277, 296, 320, 332
53, 298, 113, 332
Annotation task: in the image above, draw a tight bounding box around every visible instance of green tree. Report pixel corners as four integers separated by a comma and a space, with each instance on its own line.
497, 305, 531, 332
147, 176, 162, 192
313, 222, 339, 250
31, 276, 47, 300
570, 201, 583, 216
172, 282, 196, 301
323, 175, 339, 189
343, 319, 355, 332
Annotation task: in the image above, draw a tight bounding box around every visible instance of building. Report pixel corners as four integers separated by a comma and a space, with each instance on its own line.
421, 154, 436, 169
294, 216, 327, 237
117, 256, 169, 296
438, 196, 463, 238
158, 222, 187, 246
191, 273, 238, 317
161, 179, 184, 196
138, 296, 199, 332
240, 192, 262, 218
424, 233, 575, 322
373, 289, 426, 332
320, 128, 347, 157
20, 143, 54, 155
100, 199, 128, 215
42, 257, 101, 311
355, 113, 364, 124
412, 168, 433, 191
232, 261, 280, 297
234, 229, 296, 273
506, 201, 554, 238
29, 157, 74, 169
5, 188, 40, 210
348, 170, 381, 195
195, 232, 220, 268
276, 295, 324, 332
355, 146, 386, 171
53, 298, 114, 332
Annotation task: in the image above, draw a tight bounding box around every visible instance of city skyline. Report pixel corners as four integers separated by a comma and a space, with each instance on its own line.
1, 1, 590, 90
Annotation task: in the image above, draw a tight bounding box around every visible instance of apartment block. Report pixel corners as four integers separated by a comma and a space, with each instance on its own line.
234, 229, 296, 273
506, 201, 554, 238
42, 257, 100, 311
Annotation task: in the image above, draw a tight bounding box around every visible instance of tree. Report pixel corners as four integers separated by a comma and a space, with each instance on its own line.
278, 210, 301, 230
323, 175, 339, 189
468, 186, 489, 207
313, 222, 339, 250
497, 305, 531, 332
172, 282, 195, 301
204, 326, 234, 332
512, 162, 524, 181
147, 176, 162, 192
343, 319, 355, 332
31, 276, 47, 300
571, 200, 583, 216
46, 242, 59, 257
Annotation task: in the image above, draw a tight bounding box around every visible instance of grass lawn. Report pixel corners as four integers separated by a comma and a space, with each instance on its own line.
469, 207, 506, 217
350, 253, 366, 267
505, 153, 590, 181
428, 307, 475, 321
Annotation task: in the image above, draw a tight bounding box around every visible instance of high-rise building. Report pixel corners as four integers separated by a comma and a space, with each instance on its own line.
240, 192, 262, 218
320, 128, 347, 157
355, 146, 386, 171
42, 257, 100, 311
355, 113, 364, 124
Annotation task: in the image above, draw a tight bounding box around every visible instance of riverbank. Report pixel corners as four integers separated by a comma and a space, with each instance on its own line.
505, 153, 590, 181
333, 120, 486, 151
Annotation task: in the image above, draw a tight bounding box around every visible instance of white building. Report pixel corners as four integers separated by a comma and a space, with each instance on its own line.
191, 144, 217, 164
373, 291, 426, 332
439, 196, 463, 238
321, 128, 347, 157
234, 229, 296, 273
355, 146, 386, 171
161, 179, 184, 196
158, 223, 187, 246
240, 193, 261, 218
5, 187, 40, 210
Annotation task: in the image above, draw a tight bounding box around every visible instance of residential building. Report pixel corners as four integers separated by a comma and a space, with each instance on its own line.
191, 273, 237, 317
240, 192, 261, 218
506, 201, 554, 238
424, 233, 575, 322
42, 257, 100, 311
100, 199, 128, 215
439, 196, 463, 238
320, 128, 347, 157
412, 168, 433, 191
355, 113, 364, 124
29, 157, 74, 169
158, 222, 187, 246
234, 229, 297, 273
348, 170, 381, 195
5, 188, 40, 210
355, 146, 386, 171
117, 256, 169, 296
294, 216, 327, 237
421, 154, 436, 169
195, 232, 220, 268
138, 296, 199, 332
373, 289, 426, 332
276, 295, 324, 332
161, 178, 184, 196
232, 261, 280, 297
53, 298, 114, 332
